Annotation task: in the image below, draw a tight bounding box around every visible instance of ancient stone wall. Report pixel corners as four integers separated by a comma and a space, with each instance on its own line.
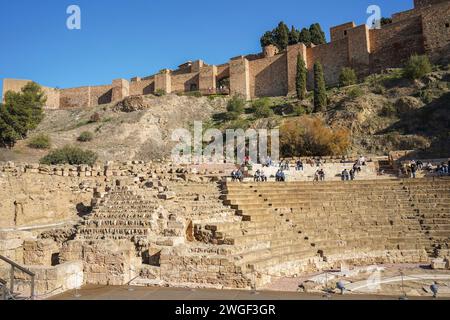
129, 78, 155, 96
308, 38, 350, 87
170, 72, 200, 93
421, 2, 450, 62
369, 16, 425, 73
57, 84, 114, 109
2, 79, 61, 110
248, 53, 288, 98
415, 0, 448, 8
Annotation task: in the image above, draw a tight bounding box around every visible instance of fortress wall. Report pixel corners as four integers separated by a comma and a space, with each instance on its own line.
421, 2, 450, 61
369, 16, 425, 73
90, 85, 113, 106
330, 22, 356, 42
41, 87, 60, 110
307, 38, 350, 88
347, 25, 371, 76
2, 79, 32, 101
60, 87, 91, 109
171, 72, 200, 93
230, 57, 250, 100
248, 54, 288, 98
129, 79, 155, 96
60, 85, 113, 109
2, 79, 60, 109
216, 64, 230, 81
414, 0, 448, 8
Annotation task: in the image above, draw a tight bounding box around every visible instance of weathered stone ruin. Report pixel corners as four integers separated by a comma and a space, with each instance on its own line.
1, 157, 449, 298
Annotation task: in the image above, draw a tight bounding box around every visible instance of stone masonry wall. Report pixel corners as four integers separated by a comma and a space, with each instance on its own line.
248, 53, 288, 98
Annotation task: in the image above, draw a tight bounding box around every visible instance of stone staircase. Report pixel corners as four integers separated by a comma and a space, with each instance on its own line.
76, 188, 161, 241
199, 178, 450, 285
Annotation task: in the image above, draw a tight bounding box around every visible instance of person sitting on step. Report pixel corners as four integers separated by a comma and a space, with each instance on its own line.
260, 170, 268, 182
318, 168, 325, 181
275, 169, 285, 182
341, 169, 350, 181
353, 161, 361, 173
231, 169, 238, 182
350, 168, 355, 180
253, 169, 261, 182
296, 160, 304, 171
410, 162, 418, 178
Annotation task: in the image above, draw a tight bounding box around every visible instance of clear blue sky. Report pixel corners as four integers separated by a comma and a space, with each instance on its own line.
0, 0, 413, 100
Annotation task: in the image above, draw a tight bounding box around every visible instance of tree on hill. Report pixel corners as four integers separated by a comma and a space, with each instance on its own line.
0, 82, 46, 148
296, 53, 307, 100
309, 23, 326, 45
274, 22, 290, 51
289, 26, 300, 45
299, 28, 312, 46
313, 61, 327, 112
260, 30, 275, 48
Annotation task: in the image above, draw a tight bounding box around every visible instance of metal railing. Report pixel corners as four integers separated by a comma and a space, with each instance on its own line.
0, 255, 35, 300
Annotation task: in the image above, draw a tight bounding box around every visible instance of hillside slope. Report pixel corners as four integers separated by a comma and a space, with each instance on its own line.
0, 94, 227, 163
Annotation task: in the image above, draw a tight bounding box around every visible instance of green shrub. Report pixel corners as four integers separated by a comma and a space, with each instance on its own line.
225, 95, 246, 120
339, 68, 358, 87
154, 89, 166, 97
252, 98, 274, 118
28, 134, 51, 149
347, 87, 364, 100
418, 89, 434, 104
77, 131, 94, 142
403, 55, 432, 80
293, 104, 312, 116
40, 145, 98, 166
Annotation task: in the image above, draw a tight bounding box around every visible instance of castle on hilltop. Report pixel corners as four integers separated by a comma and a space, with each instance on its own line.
2, 0, 450, 109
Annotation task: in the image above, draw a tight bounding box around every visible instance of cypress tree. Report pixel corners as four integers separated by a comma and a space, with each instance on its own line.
289, 26, 300, 45
309, 23, 326, 45
313, 61, 327, 112
296, 53, 307, 100
275, 22, 290, 51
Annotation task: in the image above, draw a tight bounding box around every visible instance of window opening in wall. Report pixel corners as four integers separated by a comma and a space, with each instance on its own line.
344, 30, 347, 36
445, 23, 449, 28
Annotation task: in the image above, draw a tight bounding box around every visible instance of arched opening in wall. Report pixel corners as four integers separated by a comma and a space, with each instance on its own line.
190, 83, 198, 92
446, 23, 449, 28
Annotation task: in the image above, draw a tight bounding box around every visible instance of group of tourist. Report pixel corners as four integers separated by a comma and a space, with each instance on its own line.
314, 169, 325, 181
253, 169, 268, 182
402, 159, 450, 178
